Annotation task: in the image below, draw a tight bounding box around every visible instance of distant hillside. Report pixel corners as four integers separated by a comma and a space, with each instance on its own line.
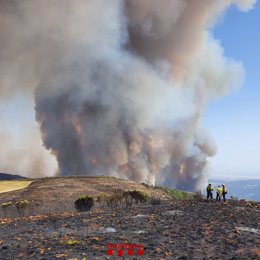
209, 179, 260, 202
0, 172, 25, 180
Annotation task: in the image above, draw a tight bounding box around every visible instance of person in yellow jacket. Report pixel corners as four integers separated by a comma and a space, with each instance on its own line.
222, 184, 227, 202
206, 184, 214, 201
216, 186, 222, 202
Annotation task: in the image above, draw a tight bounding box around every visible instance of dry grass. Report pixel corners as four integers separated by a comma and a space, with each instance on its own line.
0, 180, 33, 193
0, 176, 177, 216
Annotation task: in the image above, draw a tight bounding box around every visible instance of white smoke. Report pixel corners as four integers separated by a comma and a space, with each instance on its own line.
0, 0, 256, 190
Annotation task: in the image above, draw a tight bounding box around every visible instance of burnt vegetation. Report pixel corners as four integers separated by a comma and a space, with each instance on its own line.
1, 199, 30, 218
96, 189, 150, 208
74, 195, 94, 212
15, 199, 30, 217
1, 202, 12, 218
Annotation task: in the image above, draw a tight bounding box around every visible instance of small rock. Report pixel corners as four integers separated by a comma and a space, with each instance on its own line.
105, 227, 116, 233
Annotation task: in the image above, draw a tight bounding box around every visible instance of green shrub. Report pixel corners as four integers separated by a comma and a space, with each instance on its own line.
74, 195, 94, 212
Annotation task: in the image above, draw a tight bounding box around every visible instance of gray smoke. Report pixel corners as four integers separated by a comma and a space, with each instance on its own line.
0, 0, 256, 190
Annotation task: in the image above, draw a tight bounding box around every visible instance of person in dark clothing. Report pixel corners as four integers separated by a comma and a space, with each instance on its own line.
206, 184, 214, 201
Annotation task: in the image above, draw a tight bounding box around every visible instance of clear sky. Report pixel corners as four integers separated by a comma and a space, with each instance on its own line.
203, 1, 260, 179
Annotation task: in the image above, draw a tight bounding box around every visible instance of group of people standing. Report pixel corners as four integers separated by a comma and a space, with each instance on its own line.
206, 184, 227, 202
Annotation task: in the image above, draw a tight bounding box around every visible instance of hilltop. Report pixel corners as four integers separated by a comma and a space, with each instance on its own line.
0, 176, 175, 217
0, 176, 259, 259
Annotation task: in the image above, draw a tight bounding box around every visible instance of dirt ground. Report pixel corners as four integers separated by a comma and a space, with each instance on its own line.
0, 177, 259, 259
0, 199, 259, 259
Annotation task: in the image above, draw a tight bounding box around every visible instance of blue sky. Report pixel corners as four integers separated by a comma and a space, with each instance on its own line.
203, 2, 260, 179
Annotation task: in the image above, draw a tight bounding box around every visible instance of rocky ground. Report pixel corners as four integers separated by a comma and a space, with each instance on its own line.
0, 199, 259, 260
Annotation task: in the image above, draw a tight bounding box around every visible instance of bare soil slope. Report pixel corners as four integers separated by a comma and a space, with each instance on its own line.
0, 176, 171, 217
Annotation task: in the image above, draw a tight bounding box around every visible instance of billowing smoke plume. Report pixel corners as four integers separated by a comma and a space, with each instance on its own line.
0, 0, 256, 190
0, 97, 57, 177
